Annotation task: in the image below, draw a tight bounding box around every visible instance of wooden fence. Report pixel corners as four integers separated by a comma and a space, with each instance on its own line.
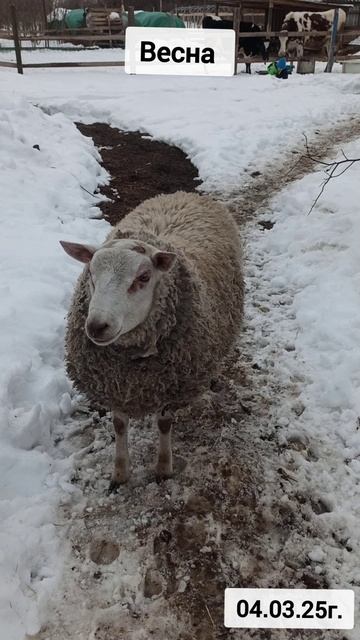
1, 4, 360, 74
0, 4, 132, 73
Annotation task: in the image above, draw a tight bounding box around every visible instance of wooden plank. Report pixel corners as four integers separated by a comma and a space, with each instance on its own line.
213, 0, 351, 9
235, 30, 360, 37
10, 4, 23, 74
22, 61, 125, 68
0, 60, 18, 67
44, 26, 123, 32
90, 7, 122, 13
237, 53, 330, 61
13, 28, 360, 41
336, 54, 360, 60
19, 34, 125, 42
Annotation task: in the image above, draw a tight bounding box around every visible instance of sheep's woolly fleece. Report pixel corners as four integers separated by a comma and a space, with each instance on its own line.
65, 192, 244, 417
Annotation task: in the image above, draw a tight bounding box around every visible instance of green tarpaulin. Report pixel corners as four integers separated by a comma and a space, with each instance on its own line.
48, 9, 185, 32
128, 12, 185, 29
65, 9, 86, 30
48, 9, 86, 31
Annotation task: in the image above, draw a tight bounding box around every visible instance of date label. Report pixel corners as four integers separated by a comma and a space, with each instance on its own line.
224, 589, 354, 629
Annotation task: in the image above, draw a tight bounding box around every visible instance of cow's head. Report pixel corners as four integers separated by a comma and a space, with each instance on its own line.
279, 14, 299, 56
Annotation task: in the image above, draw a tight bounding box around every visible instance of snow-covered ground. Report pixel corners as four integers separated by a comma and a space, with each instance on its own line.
247, 139, 360, 633
0, 96, 108, 638
0, 61, 359, 193
0, 56, 360, 638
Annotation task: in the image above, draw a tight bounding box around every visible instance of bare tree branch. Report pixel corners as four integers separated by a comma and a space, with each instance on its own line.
299, 134, 360, 214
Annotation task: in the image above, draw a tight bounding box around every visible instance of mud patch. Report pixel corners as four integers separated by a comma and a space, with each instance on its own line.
89, 539, 120, 565
76, 123, 199, 226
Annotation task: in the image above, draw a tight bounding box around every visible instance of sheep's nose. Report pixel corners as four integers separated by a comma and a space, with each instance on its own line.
87, 319, 109, 341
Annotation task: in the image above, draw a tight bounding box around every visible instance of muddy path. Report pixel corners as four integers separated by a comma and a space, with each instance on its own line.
75, 123, 199, 225
34, 117, 360, 640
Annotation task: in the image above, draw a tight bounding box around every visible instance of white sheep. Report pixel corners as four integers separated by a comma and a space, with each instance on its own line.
61, 192, 244, 491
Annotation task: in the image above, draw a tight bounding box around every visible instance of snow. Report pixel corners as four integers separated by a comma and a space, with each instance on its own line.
308, 546, 326, 563
0, 61, 359, 195
247, 139, 360, 635
0, 95, 108, 639
47, 7, 67, 22
0, 51, 360, 638
109, 11, 121, 21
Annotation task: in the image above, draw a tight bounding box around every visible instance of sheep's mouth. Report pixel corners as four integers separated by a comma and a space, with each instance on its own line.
87, 328, 123, 347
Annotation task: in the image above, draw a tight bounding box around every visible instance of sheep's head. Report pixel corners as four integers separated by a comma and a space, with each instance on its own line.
60, 238, 176, 346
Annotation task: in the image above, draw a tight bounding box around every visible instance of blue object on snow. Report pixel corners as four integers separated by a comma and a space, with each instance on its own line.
276, 57, 287, 71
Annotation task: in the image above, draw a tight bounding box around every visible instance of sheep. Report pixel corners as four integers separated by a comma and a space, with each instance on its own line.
60, 191, 244, 491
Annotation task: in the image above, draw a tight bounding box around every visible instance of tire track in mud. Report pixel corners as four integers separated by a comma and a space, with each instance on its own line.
34, 116, 360, 640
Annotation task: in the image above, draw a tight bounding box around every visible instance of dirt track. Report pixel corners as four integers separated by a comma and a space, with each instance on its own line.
34, 117, 360, 640
76, 123, 199, 225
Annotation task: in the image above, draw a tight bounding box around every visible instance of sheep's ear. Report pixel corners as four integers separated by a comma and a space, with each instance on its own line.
60, 241, 97, 263
152, 251, 176, 272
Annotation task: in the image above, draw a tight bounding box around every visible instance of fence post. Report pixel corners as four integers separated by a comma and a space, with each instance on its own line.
325, 8, 339, 73
107, 15, 113, 48
128, 6, 135, 27
233, 5, 241, 75
10, 4, 23, 75
41, 0, 49, 47
266, 0, 274, 34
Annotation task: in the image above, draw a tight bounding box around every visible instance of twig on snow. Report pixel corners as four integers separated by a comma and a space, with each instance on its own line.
284, 134, 360, 214
301, 134, 359, 214
79, 183, 103, 200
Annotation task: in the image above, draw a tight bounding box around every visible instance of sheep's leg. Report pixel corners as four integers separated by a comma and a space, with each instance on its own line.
155, 409, 173, 480
108, 410, 130, 493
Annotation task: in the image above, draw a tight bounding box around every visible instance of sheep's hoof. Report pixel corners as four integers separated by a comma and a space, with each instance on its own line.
108, 464, 130, 493
155, 464, 173, 483
155, 475, 172, 484
107, 479, 121, 494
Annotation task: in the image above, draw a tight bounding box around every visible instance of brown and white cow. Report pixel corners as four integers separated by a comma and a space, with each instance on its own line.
279, 9, 346, 59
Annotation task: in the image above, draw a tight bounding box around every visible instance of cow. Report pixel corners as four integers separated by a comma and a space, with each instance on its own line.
279, 9, 347, 59
202, 15, 267, 73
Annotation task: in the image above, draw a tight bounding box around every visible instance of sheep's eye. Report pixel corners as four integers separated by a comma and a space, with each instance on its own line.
138, 272, 150, 284
128, 271, 151, 293
132, 245, 146, 254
